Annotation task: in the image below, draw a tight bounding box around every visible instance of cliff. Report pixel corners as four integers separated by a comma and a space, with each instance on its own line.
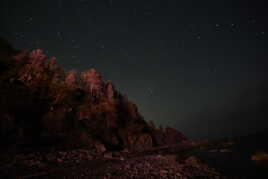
0, 39, 187, 153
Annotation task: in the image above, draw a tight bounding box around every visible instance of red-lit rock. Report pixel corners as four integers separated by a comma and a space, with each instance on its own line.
80, 68, 104, 96
0, 43, 187, 153
65, 70, 79, 90
164, 127, 188, 145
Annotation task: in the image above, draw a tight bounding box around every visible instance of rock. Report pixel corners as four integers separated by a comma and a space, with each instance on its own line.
0, 152, 16, 169
80, 68, 104, 96
47, 57, 57, 70
29, 49, 46, 64
164, 155, 178, 163
125, 102, 140, 120
133, 133, 153, 152
121, 149, 130, 153
105, 80, 116, 101
46, 153, 56, 161
57, 158, 64, 163
164, 127, 188, 145
208, 149, 219, 153
184, 156, 203, 167
0, 43, 188, 154
160, 169, 168, 174
103, 152, 113, 159
221, 141, 235, 147
17, 49, 46, 86
65, 70, 78, 90
219, 149, 233, 153
251, 152, 268, 161
94, 141, 106, 153
11, 50, 28, 61
151, 128, 166, 146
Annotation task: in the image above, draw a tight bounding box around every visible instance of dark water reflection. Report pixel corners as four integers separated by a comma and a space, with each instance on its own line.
190, 140, 268, 179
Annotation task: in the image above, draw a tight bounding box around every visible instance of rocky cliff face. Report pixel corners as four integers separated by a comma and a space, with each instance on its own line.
0, 40, 187, 153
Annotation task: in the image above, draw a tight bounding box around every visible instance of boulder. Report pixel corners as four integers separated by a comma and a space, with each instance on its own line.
0, 44, 188, 153
251, 152, 268, 161
80, 68, 104, 96
184, 156, 203, 167
65, 70, 79, 90
164, 127, 188, 145
94, 141, 106, 153
105, 80, 116, 101
133, 133, 153, 152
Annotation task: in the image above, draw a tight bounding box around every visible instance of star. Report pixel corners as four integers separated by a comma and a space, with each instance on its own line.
31, 40, 39, 47
215, 24, 221, 31
15, 33, 24, 40
181, 40, 185, 49
73, 44, 80, 49
133, 8, 137, 16
80, 0, 88, 4
249, 18, 256, 24
209, 67, 216, 73
124, 51, 129, 57
57, 31, 62, 38
58, 0, 63, 8
148, 88, 154, 96
144, 11, 153, 16
27, 17, 33, 23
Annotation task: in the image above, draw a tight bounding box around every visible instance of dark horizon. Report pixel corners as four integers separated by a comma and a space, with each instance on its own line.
1, 0, 268, 139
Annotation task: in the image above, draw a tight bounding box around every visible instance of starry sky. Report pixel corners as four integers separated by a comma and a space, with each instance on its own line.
1, 0, 268, 139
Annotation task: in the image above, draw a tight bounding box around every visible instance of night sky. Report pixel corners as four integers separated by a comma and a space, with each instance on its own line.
1, 0, 268, 139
